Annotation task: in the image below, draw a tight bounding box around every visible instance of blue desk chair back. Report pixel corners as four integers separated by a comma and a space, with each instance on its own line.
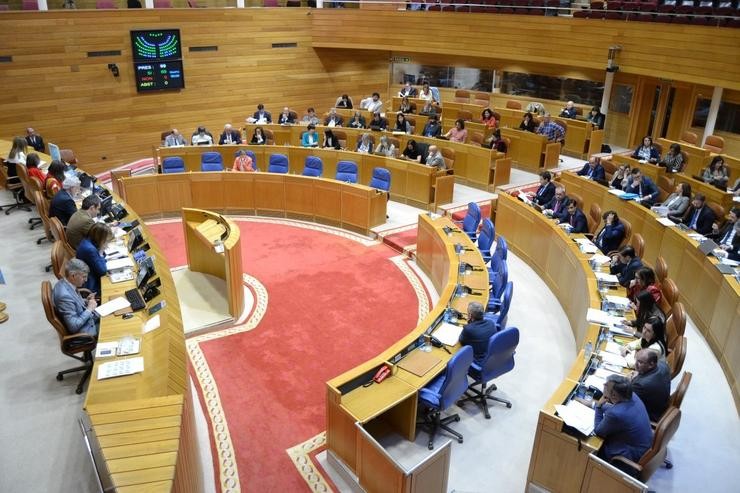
302, 156, 323, 177
162, 156, 185, 174
268, 153, 289, 174
200, 152, 224, 172
369, 167, 391, 192
417, 345, 474, 449
478, 218, 495, 261
336, 160, 358, 183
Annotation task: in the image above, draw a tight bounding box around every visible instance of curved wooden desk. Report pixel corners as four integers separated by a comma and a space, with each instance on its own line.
116, 171, 387, 235
326, 214, 489, 493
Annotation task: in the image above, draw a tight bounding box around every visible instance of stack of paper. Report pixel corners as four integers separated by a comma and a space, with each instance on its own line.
107, 257, 134, 272
608, 189, 626, 198
594, 272, 619, 284
586, 308, 621, 327
95, 297, 131, 317
598, 350, 629, 368
583, 374, 606, 390
590, 254, 611, 265
656, 217, 677, 227
555, 400, 595, 436
432, 322, 464, 346
609, 324, 634, 337
603, 341, 624, 355
605, 295, 631, 308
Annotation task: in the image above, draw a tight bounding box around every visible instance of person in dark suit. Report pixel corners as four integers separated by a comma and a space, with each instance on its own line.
421, 114, 442, 138
324, 108, 343, 127
459, 302, 497, 365
577, 157, 606, 181
543, 185, 570, 221
727, 222, 740, 262
631, 350, 671, 422
52, 258, 99, 336
708, 207, 738, 246
610, 245, 643, 288
624, 168, 660, 207
49, 176, 80, 226
76, 223, 113, 297
25, 127, 45, 152
519, 112, 536, 133
556, 201, 588, 234
594, 210, 626, 254
559, 101, 578, 119
252, 104, 272, 123
531, 171, 555, 206
218, 124, 242, 145
682, 193, 717, 236
398, 82, 418, 98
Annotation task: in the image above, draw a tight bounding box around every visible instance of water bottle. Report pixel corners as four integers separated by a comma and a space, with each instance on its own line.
584, 341, 593, 362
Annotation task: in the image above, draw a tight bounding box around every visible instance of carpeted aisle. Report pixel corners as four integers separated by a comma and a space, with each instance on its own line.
148, 218, 429, 492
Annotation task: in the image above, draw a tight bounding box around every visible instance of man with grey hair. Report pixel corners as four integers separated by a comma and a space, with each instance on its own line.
52, 259, 99, 336
536, 113, 565, 143
459, 301, 497, 365
164, 128, 186, 147
592, 374, 652, 462
426, 145, 446, 171
66, 194, 101, 249
219, 124, 242, 145
49, 175, 80, 226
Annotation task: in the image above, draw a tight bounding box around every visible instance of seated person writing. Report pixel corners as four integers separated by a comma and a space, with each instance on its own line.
542, 185, 570, 220
355, 133, 373, 154
554, 201, 588, 234
528, 171, 555, 206
610, 164, 630, 190
480, 108, 497, 129
302, 107, 321, 126
577, 156, 606, 181
661, 182, 692, 222
421, 115, 442, 138
252, 103, 272, 124
610, 245, 643, 288
335, 94, 353, 110
593, 210, 625, 254
191, 126, 213, 145
425, 145, 446, 171
277, 107, 296, 125
519, 112, 536, 133
658, 143, 684, 173
301, 125, 319, 148
559, 101, 578, 119
374, 135, 396, 157
631, 349, 671, 423
624, 168, 660, 206
67, 195, 101, 250
623, 290, 665, 334
369, 112, 388, 131
76, 222, 113, 297
49, 176, 80, 226
322, 130, 341, 150
393, 113, 412, 134
164, 128, 187, 147
348, 111, 366, 129
590, 375, 652, 463
401, 139, 423, 163
630, 136, 659, 163
536, 114, 565, 143
398, 81, 418, 98
621, 317, 668, 368
232, 150, 255, 172
219, 124, 242, 145
52, 259, 100, 336
681, 193, 717, 236
459, 302, 496, 365
324, 109, 344, 127
701, 156, 729, 189
444, 119, 468, 143
250, 127, 267, 145
398, 96, 414, 114
587, 106, 605, 129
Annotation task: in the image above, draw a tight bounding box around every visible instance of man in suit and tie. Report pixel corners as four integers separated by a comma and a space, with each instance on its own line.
49, 176, 80, 226
459, 302, 497, 365
682, 193, 717, 236
624, 168, 660, 207
708, 207, 738, 249
577, 157, 606, 181
610, 245, 643, 288
398, 82, 418, 98
324, 108, 344, 127
52, 259, 99, 336
543, 185, 570, 221
26, 127, 45, 152
529, 171, 556, 206
218, 124, 242, 145
631, 349, 671, 422
555, 201, 589, 234
252, 104, 272, 124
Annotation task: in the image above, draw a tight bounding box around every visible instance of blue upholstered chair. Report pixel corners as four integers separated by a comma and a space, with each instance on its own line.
485, 281, 513, 329
369, 167, 391, 192
493, 236, 508, 263
417, 345, 474, 450
458, 327, 519, 419
335, 160, 358, 183
302, 156, 323, 177
454, 202, 481, 241
162, 156, 185, 174
488, 261, 508, 304
200, 152, 224, 172
477, 218, 495, 262
245, 150, 258, 171
268, 153, 289, 174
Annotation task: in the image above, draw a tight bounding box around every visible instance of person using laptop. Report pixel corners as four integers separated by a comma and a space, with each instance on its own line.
76, 222, 113, 297
191, 126, 213, 146
709, 208, 739, 250
53, 259, 99, 336
681, 193, 716, 236
66, 195, 101, 250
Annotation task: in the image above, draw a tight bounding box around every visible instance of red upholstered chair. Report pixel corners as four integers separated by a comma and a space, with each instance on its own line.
22, 0, 39, 9
703, 135, 725, 153
153, 0, 172, 7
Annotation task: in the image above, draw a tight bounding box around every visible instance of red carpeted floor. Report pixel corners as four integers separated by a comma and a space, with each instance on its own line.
148, 219, 428, 492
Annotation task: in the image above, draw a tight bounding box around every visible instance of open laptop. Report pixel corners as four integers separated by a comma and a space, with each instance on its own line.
698, 238, 719, 256
48, 142, 61, 162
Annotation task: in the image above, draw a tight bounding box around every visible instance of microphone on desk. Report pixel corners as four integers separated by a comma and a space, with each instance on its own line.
443, 225, 460, 235
459, 261, 484, 272
455, 284, 483, 298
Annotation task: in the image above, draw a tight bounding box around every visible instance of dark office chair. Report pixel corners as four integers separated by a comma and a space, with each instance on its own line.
454, 202, 482, 241
369, 167, 391, 192
302, 156, 323, 177
162, 157, 185, 174
268, 154, 289, 174
417, 345, 474, 450
477, 218, 495, 262
485, 282, 513, 329
41, 281, 96, 395
458, 327, 519, 419
201, 152, 224, 172
336, 160, 358, 183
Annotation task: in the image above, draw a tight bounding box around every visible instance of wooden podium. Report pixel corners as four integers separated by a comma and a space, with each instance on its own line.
182, 208, 244, 319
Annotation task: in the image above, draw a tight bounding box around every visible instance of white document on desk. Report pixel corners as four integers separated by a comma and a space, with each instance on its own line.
586, 308, 621, 327
97, 357, 144, 380
598, 350, 629, 368
590, 254, 611, 265
555, 400, 595, 436
142, 314, 161, 334
583, 374, 606, 390
433, 322, 464, 346
656, 217, 677, 227
605, 295, 631, 308
95, 296, 131, 317
608, 189, 627, 198
106, 257, 134, 271
603, 341, 624, 355
594, 272, 619, 284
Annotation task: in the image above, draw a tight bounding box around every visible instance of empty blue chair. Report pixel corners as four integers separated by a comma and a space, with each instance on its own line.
268, 153, 289, 174
454, 202, 481, 241
458, 327, 519, 419
162, 156, 185, 174
336, 160, 358, 183
485, 281, 513, 329
493, 236, 508, 263
477, 218, 495, 262
245, 150, 258, 171
302, 156, 323, 177
200, 152, 224, 172
417, 345, 474, 449
369, 167, 391, 192
488, 261, 508, 304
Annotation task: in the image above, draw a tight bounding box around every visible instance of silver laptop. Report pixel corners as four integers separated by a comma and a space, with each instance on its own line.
48, 142, 61, 162
698, 239, 719, 256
